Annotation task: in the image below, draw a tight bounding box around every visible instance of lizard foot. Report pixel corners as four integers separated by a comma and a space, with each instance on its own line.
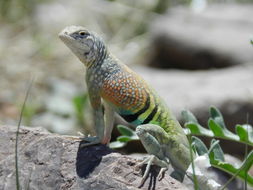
158, 167, 167, 181
80, 136, 101, 148
63, 132, 88, 141
135, 155, 170, 187
136, 155, 155, 187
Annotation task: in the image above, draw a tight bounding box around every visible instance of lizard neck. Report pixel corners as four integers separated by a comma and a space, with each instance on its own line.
86, 40, 108, 68
86, 53, 121, 90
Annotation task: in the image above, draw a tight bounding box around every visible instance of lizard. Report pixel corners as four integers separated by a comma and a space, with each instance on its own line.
59, 26, 193, 185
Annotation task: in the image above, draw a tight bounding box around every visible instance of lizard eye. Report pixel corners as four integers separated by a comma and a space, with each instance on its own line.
84, 52, 89, 56
79, 31, 87, 36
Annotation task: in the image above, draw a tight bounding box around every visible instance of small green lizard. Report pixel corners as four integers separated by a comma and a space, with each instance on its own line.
59, 26, 192, 185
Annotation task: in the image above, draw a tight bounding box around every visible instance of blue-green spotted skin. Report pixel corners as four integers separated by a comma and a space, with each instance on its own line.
59, 26, 191, 179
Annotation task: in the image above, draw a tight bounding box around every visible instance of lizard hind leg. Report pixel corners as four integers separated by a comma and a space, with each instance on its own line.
158, 167, 168, 181
135, 124, 171, 186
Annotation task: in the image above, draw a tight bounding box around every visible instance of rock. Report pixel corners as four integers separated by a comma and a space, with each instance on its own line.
133, 64, 253, 156
148, 4, 253, 69
0, 125, 188, 190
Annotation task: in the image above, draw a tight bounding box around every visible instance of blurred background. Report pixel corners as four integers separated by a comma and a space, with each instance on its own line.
0, 0, 253, 156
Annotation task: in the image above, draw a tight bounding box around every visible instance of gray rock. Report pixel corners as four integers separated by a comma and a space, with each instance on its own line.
149, 4, 253, 69
0, 125, 188, 190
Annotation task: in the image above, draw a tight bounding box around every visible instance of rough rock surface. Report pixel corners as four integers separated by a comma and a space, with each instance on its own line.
0, 125, 188, 190
149, 4, 253, 69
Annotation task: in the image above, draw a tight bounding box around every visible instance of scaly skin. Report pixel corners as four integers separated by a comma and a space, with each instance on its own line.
59, 26, 192, 185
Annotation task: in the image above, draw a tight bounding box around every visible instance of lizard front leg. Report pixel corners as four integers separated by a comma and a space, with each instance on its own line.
102, 101, 115, 144
135, 154, 169, 187
80, 87, 105, 147
81, 87, 116, 147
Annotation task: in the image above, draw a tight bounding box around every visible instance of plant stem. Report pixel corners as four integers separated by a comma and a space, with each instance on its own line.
15, 79, 34, 190
188, 135, 198, 190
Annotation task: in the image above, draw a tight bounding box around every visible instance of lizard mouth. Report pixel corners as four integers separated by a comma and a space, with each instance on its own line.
58, 30, 74, 43
58, 26, 91, 52
59, 25, 88, 42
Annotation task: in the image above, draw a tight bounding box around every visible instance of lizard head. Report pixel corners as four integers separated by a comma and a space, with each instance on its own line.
59, 26, 106, 67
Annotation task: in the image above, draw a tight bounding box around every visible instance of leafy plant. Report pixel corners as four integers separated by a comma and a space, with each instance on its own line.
22, 104, 39, 126
182, 106, 253, 146
188, 135, 199, 190
183, 106, 253, 187
109, 125, 139, 148
72, 93, 89, 127
193, 136, 253, 186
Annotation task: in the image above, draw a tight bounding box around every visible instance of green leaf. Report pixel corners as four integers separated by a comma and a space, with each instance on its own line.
209, 106, 226, 129
208, 119, 239, 141
110, 125, 139, 149
191, 136, 208, 156
72, 93, 89, 124
236, 124, 253, 145
117, 135, 132, 142
109, 141, 126, 149
181, 110, 199, 124
185, 122, 213, 137
208, 119, 224, 137
182, 109, 214, 137
73, 94, 89, 113
211, 150, 253, 186
117, 125, 135, 137
209, 139, 224, 162
23, 104, 38, 126
243, 150, 253, 172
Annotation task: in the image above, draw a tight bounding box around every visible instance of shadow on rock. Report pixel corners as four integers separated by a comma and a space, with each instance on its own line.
138, 165, 161, 190
76, 142, 113, 178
